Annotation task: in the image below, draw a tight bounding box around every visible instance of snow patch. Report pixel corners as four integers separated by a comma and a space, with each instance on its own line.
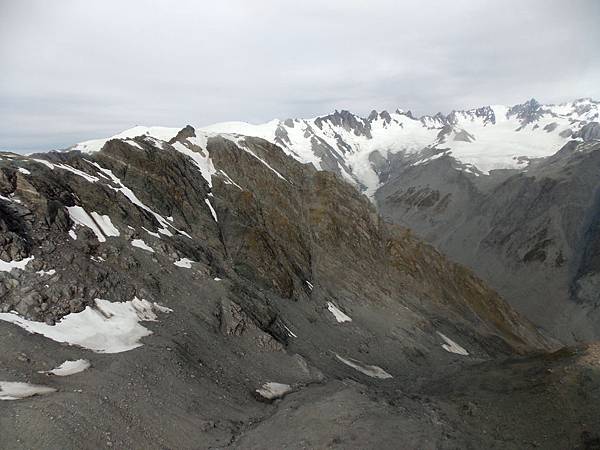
0, 194, 22, 204
32, 159, 55, 169
172, 140, 216, 187
89, 212, 119, 237
0, 382, 56, 400
40, 359, 90, 376
142, 227, 161, 238
131, 239, 154, 253
0, 256, 34, 272
66, 206, 106, 242
327, 302, 352, 323
437, 332, 469, 356
174, 258, 194, 268
284, 325, 297, 338
0, 297, 169, 353
256, 382, 292, 400
17, 167, 31, 175
55, 164, 99, 182
36, 269, 56, 276
72, 126, 181, 153
84, 160, 190, 238
205, 198, 218, 222
335, 354, 393, 379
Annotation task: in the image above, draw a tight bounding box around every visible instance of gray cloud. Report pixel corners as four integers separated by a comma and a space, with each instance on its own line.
1, 0, 599, 152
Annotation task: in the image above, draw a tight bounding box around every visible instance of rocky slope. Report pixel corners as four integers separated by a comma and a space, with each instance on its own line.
200, 98, 600, 343
3, 127, 598, 448
376, 138, 600, 343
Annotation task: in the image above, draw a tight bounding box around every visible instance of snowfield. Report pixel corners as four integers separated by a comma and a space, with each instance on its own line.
67, 98, 598, 198
0, 297, 171, 353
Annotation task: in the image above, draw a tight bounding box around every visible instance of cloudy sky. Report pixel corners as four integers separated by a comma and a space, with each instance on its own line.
1, 0, 599, 152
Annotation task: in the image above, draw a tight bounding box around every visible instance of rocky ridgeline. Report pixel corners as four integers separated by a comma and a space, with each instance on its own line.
1, 127, 599, 449
0, 127, 547, 353
201, 97, 600, 344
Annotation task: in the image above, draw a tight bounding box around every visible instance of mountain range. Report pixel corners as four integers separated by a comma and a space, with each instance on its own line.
0, 98, 599, 448
199, 97, 600, 343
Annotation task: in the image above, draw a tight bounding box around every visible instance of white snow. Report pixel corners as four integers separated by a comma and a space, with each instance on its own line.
55, 164, 99, 182
68, 229, 77, 240
0, 194, 22, 204
202, 120, 279, 141
125, 139, 143, 149
205, 198, 218, 222
214, 277, 222, 281
32, 158, 55, 169
66, 206, 106, 242
85, 160, 189, 238
335, 354, 393, 379
284, 325, 297, 338
72, 126, 181, 153
40, 359, 90, 376
255, 382, 292, 400
305, 281, 313, 290
0, 256, 34, 272
171, 140, 216, 187
36, 269, 56, 276
327, 302, 352, 323
0, 381, 56, 400
142, 227, 161, 238
0, 297, 169, 353
131, 239, 154, 253
174, 258, 194, 268
90, 212, 119, 237
436, 115, 567, 173
152, 302, 173, 313
17, 167, 31, 175
235, 138, 289, 182
218, 170, 244, 190
202, 99, 598, 192
437, 332, 469, 356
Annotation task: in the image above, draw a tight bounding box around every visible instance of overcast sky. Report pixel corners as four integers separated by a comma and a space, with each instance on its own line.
1, 0, 599, 152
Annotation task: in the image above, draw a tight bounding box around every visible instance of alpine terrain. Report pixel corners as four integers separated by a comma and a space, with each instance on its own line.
0, 100, 599, 448
203, 97, 600, 344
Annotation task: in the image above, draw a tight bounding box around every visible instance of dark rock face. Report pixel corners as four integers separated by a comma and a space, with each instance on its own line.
376, 140, 600, 343
575, 121, 600, 141
314, 110, 372, 139
507, 98, 545, 125
0, 130, 597, 449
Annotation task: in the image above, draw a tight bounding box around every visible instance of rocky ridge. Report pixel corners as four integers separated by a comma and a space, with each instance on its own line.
0, 123, 598, 448
199, 98, 600, 343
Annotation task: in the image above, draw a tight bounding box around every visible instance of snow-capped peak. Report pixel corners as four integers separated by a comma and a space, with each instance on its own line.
68, 98, 598, 197
71, 126, 183, 153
